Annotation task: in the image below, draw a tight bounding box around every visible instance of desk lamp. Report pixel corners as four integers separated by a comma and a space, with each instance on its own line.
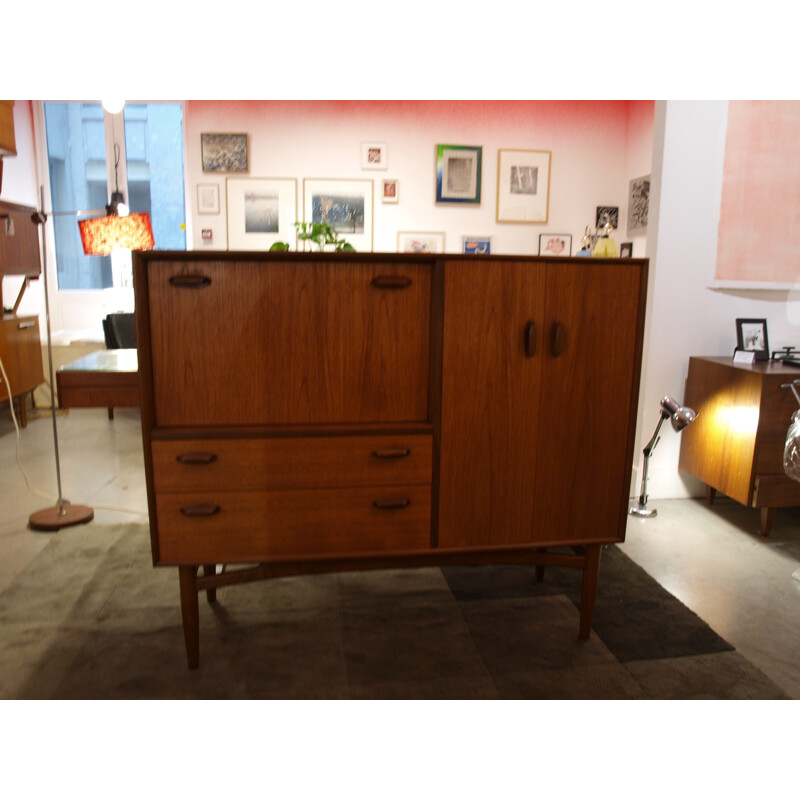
629, 395, 698, 518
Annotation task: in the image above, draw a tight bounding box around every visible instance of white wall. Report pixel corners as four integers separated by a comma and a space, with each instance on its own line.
636, 100, 800, 499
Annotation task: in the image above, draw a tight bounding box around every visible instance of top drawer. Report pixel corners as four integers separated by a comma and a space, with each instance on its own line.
144, 260, 431, 427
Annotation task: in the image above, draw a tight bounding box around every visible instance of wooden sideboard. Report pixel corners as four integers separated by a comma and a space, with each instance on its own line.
133, 252, 649, 668
679, 356, 800, 534
0, 201, 44, 425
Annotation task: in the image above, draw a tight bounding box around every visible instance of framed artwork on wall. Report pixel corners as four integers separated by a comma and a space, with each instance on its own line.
462, 236, 493, 255
303, 178, 374, 251
496, 149, 550, 223
736, 318, 770, 361
197, 183, 220, 214
627, 175, 650, 236
381, 179, 399, 204
226, 177, 297, 251
620, 242, 633, 258
201, 133, 249, 173
361, 142, 388, 170
436, 144, 482, 204
538, 233, 572, 257
398, 231, 445, 253
596, 206, 619, 229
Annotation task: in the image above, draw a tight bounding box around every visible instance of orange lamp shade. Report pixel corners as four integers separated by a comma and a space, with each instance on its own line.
79, 212, 155, 255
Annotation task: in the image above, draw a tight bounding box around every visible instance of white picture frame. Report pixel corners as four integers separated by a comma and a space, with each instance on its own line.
361, 142, 388, 170
226, 177, 298, 251
197, 183, 220, 215
397, 231, 445, 254
496, 148, 551, 224
381, 178, 399, 204
303, 178, 374, 252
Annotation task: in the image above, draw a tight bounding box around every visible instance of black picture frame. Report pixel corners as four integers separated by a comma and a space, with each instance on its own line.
736, 318, 770, 361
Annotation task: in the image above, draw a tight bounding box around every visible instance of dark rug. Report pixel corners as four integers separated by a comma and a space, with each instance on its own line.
0, 524, 788, 699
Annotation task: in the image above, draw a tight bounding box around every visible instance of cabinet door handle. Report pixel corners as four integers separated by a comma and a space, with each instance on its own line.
524, 320, 537, 358
176, 452, 218, 465
371, 275, 412, 290
169, 274, 212, 289
373, 497, 411, 510
18, 321, 36, 330
551, 321, 566, 357
180, 503, 221, 517
372, 448, 411, 459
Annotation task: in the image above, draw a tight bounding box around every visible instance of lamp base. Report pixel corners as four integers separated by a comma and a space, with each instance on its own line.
628, 503, 657, 518
29, 503, 94, 532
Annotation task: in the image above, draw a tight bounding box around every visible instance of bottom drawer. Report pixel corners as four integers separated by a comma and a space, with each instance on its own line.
155, 485, 431, 563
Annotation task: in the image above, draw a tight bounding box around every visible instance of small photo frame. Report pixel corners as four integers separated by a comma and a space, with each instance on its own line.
201, 133, 249, 173
619, 241, 633, 258
596, 206, 619, 229
398, 231, 445, 254
226, 177, 298, 251
197, 183, 220, 214
361, 142, 388, 170
381, 178, 399, 204
462, 236, 493, 255
496, 149, 551, 223
736, 318, 770, 361
538, 234, 572, 257
436, 144, 482, 204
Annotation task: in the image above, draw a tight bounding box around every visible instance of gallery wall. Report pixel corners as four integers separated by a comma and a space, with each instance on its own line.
184, 100, 654, 258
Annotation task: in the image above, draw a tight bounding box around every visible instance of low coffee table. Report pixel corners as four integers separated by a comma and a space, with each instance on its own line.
56, 348, 139, 417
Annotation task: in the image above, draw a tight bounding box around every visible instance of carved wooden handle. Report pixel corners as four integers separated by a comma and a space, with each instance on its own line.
176, 452, 218, 465
180, 503, 221, 516
371, 275, 412, 290
551, 321, 566, 357
373, 497, 411, 510
372, 448, 411, 459
524, 320, 537, 358
169, 274, 212, 288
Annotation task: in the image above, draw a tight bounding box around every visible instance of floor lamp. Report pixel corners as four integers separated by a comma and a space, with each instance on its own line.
629, 395, 698, 519
27, 184, 154, 531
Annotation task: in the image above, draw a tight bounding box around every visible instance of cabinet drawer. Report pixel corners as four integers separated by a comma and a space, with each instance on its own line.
154, 485, 432, 563
152, 434, 432, 492
0, 316, 44, 401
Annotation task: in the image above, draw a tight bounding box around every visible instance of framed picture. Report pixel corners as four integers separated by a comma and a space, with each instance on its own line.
226, 177, 297, 251
436, 144, 482, 204
736, 318, 770, 361
201, 133, 249, 173
398, 231, 445, 254
496, 149, 551, 223
596, 206, 619, 229
381, 178, 399, 204
462, 236, 493, 255
303, 178, 374, 251
619, 241, 633, 258
197, 183, 220, 214
538, 233, 572, 257
361, 142, 388, 170
627, 174, 650, 236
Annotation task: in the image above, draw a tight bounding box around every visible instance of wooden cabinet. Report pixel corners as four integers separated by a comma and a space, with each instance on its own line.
133, 252, 648, 668
679, 356, 800, 534
0, 315, 44, 426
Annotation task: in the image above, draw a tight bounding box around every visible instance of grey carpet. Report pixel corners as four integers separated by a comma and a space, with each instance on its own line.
0, 524, 788, 699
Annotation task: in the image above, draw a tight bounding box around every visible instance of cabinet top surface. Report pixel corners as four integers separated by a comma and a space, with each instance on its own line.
691, 355, 800, 375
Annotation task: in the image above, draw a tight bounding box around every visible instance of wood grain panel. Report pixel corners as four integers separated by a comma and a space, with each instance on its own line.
532, 262, 645, 543
155, 485, 431, 563
152, 434, 432, 492
147, 260, 431, 426
0, 316, 44, 403
437, 260, 544, 547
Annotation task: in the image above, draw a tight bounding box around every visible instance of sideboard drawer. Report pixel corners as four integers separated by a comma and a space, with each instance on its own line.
151, 434, 433, 492
155, 485, 432, 563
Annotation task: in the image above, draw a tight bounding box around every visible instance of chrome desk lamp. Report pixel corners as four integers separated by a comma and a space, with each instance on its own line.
629, 395, 698, 518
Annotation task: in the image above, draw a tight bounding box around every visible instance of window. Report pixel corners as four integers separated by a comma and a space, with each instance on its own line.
43, 102, 186, 292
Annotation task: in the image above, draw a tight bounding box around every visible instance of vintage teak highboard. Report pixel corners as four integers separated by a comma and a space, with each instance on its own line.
132, 252, 648, 668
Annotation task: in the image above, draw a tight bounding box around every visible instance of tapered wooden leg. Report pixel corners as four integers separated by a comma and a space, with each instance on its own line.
579, 545, 602, 640
760, 507, 775, 537
706, 485, 716, 505
202, 564, 217, 603
178, 566, 200, 669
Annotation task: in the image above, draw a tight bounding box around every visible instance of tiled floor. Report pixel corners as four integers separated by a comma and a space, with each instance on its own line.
2, 402, 800, 698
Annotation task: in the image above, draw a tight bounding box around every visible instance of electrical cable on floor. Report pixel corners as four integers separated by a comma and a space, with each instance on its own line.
1, 352, 147, 518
